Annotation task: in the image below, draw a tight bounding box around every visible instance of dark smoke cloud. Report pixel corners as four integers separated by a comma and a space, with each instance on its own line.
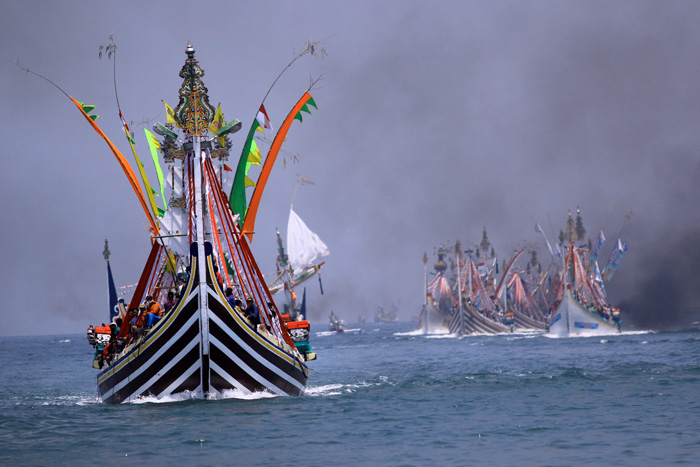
617, 228, 700, 331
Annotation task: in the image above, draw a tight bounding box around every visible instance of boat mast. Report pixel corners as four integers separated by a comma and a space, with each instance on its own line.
468, 257, 473, 303
174, 42, 217, 394
455, 241, 463, 335
502, 271, 507, 314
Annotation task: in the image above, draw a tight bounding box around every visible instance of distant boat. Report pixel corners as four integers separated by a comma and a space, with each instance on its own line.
268, 198, 329, 321
548, 243, 621, 337
328, 311, 345, 333
505, 272, 547, 331
420, 246, 456, 333
375, 306, 398, 323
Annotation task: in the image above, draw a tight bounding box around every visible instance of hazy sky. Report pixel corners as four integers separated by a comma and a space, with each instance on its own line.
3, 1, 700, 336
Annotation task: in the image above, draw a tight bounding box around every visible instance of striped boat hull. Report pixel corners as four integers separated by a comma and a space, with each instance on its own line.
97, 253, 308, 403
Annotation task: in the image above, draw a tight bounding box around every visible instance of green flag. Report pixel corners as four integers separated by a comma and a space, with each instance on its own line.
144, 128, 167, 215
230, 120, 261, 225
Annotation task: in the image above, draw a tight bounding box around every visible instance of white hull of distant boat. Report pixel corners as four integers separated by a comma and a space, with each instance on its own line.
422, 299, 451, 334
548, 289, 620, 337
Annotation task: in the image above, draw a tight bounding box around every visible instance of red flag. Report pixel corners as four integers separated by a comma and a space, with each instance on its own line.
223, 164, 233, 172
256, 105, 273, 130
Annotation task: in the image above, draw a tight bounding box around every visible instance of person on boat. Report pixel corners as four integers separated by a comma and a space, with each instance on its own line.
127, 308, 138, 328
162, 291, 177, 316
233, 299, 245, 317
214, 265, 223, 291
245, 298, 261, 327
102, 337, 119, 367
131, 304, 147, 337
177, 272, 189, 298
225, 287, 236, 308
109, 323, 118, 339
145, 295, 162, 328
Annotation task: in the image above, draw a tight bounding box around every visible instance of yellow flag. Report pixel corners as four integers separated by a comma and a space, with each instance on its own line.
163, 100, 178, 126
209, 103, 227, 147
248, 139, 262, 165
165, 252, 177, 273
244, 175, 256, 188
210, 104, 223, 134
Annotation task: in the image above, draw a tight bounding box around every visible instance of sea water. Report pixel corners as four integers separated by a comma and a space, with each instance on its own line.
1, 323, 699, 465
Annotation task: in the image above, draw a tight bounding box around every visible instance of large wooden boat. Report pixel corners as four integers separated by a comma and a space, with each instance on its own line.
82, 44, 314, 403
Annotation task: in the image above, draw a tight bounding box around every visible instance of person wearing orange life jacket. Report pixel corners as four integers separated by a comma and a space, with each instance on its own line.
145, 294, 162, 328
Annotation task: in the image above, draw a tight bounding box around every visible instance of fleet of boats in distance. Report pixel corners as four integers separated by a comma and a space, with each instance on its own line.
421, 211, 625, 338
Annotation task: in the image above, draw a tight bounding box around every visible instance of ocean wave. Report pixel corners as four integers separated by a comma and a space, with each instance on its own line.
128, 388, 280, 404
34, 394, 100, 406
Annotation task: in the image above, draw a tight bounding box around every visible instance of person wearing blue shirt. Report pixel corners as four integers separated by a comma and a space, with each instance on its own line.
245, 298, 261, 327
225, 288, 236, 309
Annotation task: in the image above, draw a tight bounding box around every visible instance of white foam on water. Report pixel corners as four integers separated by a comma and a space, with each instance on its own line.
425, 333, 456, 339
506, 333, 542, 341
39, 394, 100, 406
304, 383, 344, 396
314, 331, 337, 337
59, 339, 71, 343
214, 388, 277, 401
304, 378, 388, 396
393, 329, 425, 337
130, 390, 202, 404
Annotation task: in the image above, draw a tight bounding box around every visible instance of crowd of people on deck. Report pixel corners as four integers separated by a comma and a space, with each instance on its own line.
88, 290, 178, 369
571, 290, 616, 322
89, 286, 281, 369
224, 287, 268, 331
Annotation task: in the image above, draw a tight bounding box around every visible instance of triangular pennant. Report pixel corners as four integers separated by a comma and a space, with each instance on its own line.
306, 96, 317, 109
163, 100, 178, 126
82, 104, 96, 113
244, 175, 256, 188
294, 112, 303, 122
89, 114, 100, 121
300, 104, 311, 114
248, 140, 262, 164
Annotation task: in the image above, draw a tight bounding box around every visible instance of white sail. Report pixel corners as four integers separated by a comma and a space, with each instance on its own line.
287, 207, 329, 274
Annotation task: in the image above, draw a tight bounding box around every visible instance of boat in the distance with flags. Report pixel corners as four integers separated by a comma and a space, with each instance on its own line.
548, 242, 622, 337
375, 306, 398, 323
546, 213, 624, 337
267, 184, 329, 322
